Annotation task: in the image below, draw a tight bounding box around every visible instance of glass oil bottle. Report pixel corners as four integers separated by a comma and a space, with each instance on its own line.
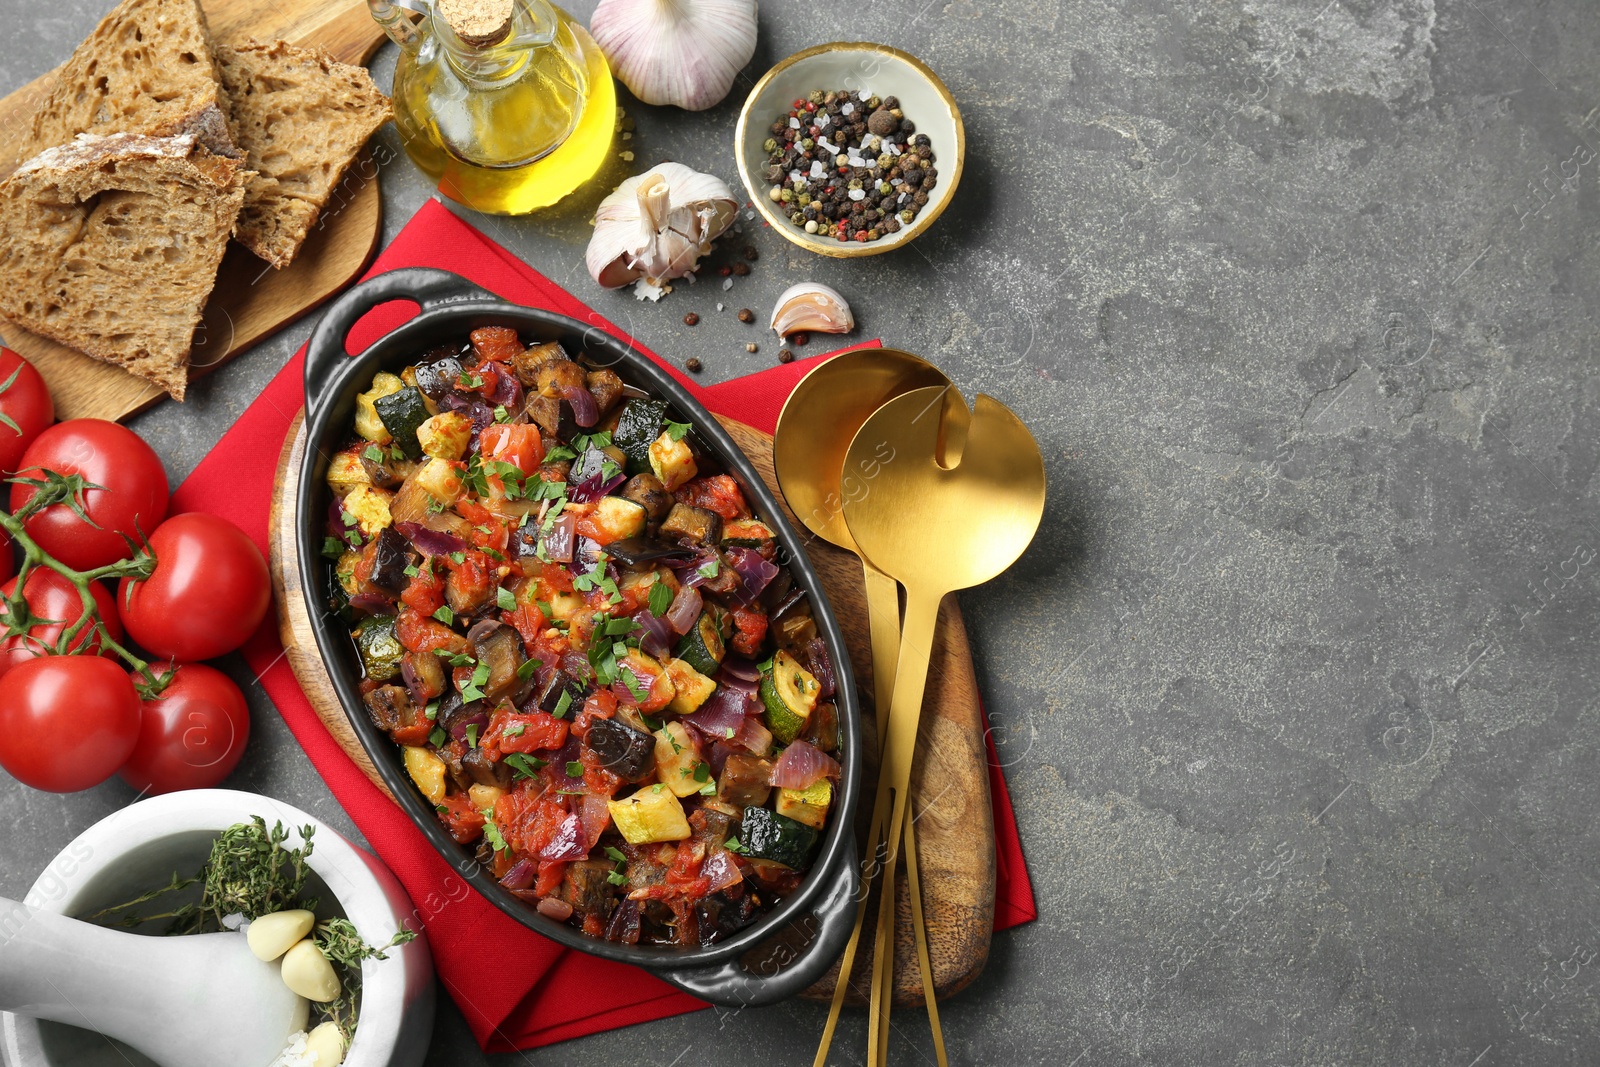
370, 0, 615, 215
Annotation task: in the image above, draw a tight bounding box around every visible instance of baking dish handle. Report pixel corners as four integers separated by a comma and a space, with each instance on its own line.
303, 267, 498, 418
656, 838, 860, 1008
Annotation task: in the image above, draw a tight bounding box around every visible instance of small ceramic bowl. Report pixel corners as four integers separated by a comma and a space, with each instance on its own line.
0, 790, 434, 1067
735, 42, 965, 257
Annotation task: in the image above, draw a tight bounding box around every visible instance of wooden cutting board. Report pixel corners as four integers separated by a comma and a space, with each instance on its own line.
267, 411, 997, 1006
0, 0, 387, 421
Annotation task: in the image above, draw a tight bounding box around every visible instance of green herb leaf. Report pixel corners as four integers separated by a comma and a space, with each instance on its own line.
504, 753, 546, 779
465, 723, 480, 748
425, 700, 439, 721
697, 557, 721, 580
497, 586, 517, 611
648, 581, 673, 617
430, 727, 447, 747
363, 444, 386, 464
619, 666, 650, 703
321, 536, 345, 559
604, 845, 627, 863
566, 760, 585, 778
481, 817, 509, 853
449, 551, 467, 566
503, 722, 526, 738
606, 870, 628, 886
724, 836, 744, 853
552, 689, 573, 719
461, 660, 491, 702
433, 605, 454, 626
665, 419, 692, 442
494, 404, 511, 423
515, 657, 540, 681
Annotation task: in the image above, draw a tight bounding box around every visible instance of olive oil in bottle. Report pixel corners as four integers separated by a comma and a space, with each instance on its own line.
372, 0, 615, 215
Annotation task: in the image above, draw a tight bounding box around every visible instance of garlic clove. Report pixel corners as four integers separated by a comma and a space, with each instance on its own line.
590, 0, 758, 112
303, 1020, 348, 1067
246, 908, 316, 962
770, 282, 855, 337
587, 162, 738, 290
280, 939, 342, 1003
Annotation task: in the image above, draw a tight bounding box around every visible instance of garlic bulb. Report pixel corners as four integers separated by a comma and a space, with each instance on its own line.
590, 0, 758, 111
587, 163, 739, 296
770, 282, 855, 336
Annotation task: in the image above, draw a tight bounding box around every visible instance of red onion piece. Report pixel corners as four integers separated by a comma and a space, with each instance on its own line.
686, 685, 752, 739
499, 858, 537, 890
578, 794, 611, 851
347, 592, 394, 615
537, 897, 574, 921
539, 812, 589, 861
541, 512, 576, 563
804, 637, 837, 700
664, 583, 702, 635
630, 609, 674, 659
719, 656, 761, 683
726, 546, 780, 604
395, 521, 468, 559
702, 850, 743, 893
770, 740, 839, 789
485, 362, 523, 409
448, 709, 489, 743
568, 469, 628, 503
400, 656, 429, 706
707, 741, 735, 779
714, 666, 758, 695
670, 545, 720, 588
562, 384, 599, 428
729, 714, 773, 758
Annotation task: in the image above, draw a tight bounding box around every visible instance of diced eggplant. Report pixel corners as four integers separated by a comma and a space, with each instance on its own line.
604, 536, 697, 567
436, 691, 487, 737
414, 355, 464, 402
526, 395, 561, 437
800, 701, 840, 753
695, 892, 759, 946
587, 369, 625, 416
468, 621, 524, 704
569, 447, 616, 485
358, 446, 412, 489
512, 341, 566, 388
620, 474, 672, 523
368, 527, 413, 594
584, 717, 657, 782
461, 746, 513, 789
362, 683, 413, 733
529, 670, 586, 715
561, 859, 617, 916
353, 616, 404, 681
660, 504, 721, 545
535, 358, 587, 399
374, 386, 431, 459
717, 753, 773, 810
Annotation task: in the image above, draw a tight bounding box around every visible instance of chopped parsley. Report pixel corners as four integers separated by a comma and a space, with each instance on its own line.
619, 666, 650, 703
321, 536, 345, 559
363, 444, 386, 464
648, 581, 673, 617
429, 727, 447, 748
448, 551, 467, 566
464, 723, 480, 748
493, 404, 511, 423
664, 419, 692, 442
552, 689, 574, 719
432, 605, 454, 626
424, 700, 439, 721
481, 816, 509, 853
496, 586, 518, 611
515, 657, 540, 681
460, 660, 491, 702
723, 837, 745, 854
566, 760, 585, 778
697, 557, 721, 580
503, 722, 525, 739
504, 753, 546, 779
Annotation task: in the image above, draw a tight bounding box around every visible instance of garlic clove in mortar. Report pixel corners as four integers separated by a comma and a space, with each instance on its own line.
770, 282, 855, 337
303, 1020, 348, 1067
281, 939, 342, 1003
247, 908, 316, 962
587, 162, 738, 295
590, 0, 758, 112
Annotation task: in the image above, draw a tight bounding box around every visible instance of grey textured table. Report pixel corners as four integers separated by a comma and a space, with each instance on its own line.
4, 0, 1600, 1063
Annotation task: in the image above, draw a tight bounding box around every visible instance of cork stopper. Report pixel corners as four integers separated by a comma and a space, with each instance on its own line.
438, 0, 514, 46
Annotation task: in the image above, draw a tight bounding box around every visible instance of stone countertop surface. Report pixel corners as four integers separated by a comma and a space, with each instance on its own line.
4, 0, 1600, 1063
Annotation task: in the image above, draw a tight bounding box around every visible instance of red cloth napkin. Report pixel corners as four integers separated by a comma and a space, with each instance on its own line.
171, 199, 1036, 1051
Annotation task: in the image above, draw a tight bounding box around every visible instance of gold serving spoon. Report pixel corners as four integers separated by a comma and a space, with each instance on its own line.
773, 350, 952, 1066
843, 385, 1046, 1065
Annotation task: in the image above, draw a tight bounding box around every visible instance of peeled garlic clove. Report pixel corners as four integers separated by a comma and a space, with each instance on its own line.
303, 1021, 348, 1067
770, 282, 855, 337
281, 939, 342, 1003
246, 908, 316, 962
587, 162, 738, 290
590, 0, 758, 112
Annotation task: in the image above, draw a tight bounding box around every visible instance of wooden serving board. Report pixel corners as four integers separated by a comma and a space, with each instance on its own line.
267, 412, 996, 1006
0, 0, 387, 421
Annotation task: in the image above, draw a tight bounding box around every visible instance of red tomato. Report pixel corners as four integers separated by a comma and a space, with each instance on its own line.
0, 656, 140, 792
0, 529, 12, 585
11, 420, 169, 570
117, 513, 270, 662
118, 663, 250, 795
0, 569, 125, 676
481, 423, 545, 476
0, 348, 54, 476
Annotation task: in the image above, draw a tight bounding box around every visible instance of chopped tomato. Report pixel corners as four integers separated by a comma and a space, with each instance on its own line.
617, 649, 674, 713
581, 689, 617, 721
580, 752, 623, 798
473, 360, 518, 402
540, 561, 575, 593
400, 561, 446, 614
391, 722, 433, 746
481, 705, 570, 757
397, 607, 467, 656
495, 788, 570, 856
438, 793, 486, 844
470, 327, 523, 363
535, 860, 567, 897
444, 551, 496, 614
676, 475, 749, 521
729, 604, 769, 659
482, 423, 545, 477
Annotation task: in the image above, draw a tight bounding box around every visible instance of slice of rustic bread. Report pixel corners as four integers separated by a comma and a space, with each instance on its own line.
0, 133, 248, 400
215, 40, 392, 269
18, 0, 238, 166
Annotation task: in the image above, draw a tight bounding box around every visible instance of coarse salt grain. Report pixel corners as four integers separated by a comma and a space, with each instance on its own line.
789, 116, 801, 129
847, 155, 865, 168
841, 102, 855, 115
721, 277, 734, 291
809, 160, 826, 178
818, 139, 838, 155
717, 303, 725, 311
848, 188, 866, 201
818, 112, 830, 128
891, 178, 903, 186
269, 1032, 314, 1067
789, 169, 804, 184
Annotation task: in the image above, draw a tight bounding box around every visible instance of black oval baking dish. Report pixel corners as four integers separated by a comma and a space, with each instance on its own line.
294, 267, 861, 1007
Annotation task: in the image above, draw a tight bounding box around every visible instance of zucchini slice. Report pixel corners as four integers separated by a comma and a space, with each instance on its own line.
775, 779, 832, 830
354, 615, 404, 682
613, 399, 667, 475
674, 612, 726, 675
739, 806, 819, 869
759, 650, 821, 744
374, 386, 431, 459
